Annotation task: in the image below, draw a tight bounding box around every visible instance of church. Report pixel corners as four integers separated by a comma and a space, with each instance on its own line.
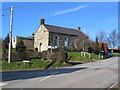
34, 18, 88, 52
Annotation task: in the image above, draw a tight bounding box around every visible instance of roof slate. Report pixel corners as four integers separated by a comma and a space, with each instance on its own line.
44, 24, 87, 37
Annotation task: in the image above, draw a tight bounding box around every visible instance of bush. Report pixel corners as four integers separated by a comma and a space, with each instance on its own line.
41, 50, 68, 63
10, 51, 42, 62
50, 51, 68, 63
42, 51, 48, 60
26, 48, 34, 51
30, 52, 42, 59
57, 51, 68, 63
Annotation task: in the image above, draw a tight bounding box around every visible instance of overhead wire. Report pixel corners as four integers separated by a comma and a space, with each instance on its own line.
1, 7, 10, 16
0, 7, 10, 11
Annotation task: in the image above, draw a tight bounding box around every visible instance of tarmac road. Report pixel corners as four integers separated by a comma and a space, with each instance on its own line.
1, 57, 119, 88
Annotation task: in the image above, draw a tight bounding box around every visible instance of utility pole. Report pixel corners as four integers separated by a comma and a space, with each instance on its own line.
8, 6, 14, 63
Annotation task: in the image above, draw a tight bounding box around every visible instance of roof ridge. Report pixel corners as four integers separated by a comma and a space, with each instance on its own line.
45, 24, 80, 31
44, 24, 88, 37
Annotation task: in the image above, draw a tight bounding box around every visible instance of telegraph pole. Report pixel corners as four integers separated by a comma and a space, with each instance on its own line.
8, 6, 14, 63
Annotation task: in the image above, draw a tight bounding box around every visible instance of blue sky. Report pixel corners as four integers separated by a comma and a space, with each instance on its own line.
2, 2, 118, 41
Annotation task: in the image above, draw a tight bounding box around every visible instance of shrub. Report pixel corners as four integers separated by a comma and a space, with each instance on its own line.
30, 52, 42, 59
94, 37, 100, 54
42, 51, 47, 60
11, 51, 42, 62
51, 51, 68, 63
26, 48, 34, 51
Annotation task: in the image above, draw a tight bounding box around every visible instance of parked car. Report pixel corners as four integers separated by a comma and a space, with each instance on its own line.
108, 52, 116, 56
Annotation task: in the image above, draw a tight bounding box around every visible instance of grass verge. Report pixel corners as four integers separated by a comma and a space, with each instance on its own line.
1, 59, 71, 71
68, 52, 109, 62
1, 52, 111, 71
112, 53, 120, 56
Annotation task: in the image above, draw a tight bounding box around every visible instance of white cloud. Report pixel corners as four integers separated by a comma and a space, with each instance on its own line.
52, 5, 87, 16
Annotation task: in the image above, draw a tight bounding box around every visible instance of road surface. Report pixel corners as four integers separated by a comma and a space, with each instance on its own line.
1, 57, 119, 88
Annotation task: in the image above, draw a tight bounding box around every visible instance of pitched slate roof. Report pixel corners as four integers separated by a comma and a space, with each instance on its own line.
44, 24, 88, 37
15, 36, 34, 40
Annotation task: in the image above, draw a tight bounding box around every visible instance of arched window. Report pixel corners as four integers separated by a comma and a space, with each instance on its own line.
72, 37, 77, 48
54, 36, 59, 48
64, 37, 68, 47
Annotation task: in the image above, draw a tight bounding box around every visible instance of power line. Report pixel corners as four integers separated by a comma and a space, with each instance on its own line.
2, 13, 10, 16
0, 7, 10, 11
1, 4, 44, 10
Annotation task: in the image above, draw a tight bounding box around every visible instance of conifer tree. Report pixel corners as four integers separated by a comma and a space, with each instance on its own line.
94, 37, 100, 54
16, 39, 26, 52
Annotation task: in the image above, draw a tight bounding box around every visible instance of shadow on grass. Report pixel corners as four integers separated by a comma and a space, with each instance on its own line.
2, 67, 88, 82
44, 56, 82, 69
44, 60, 56, 69
66, 56, 83, 65
67, 56, 72, 62
67, 62, 83, 65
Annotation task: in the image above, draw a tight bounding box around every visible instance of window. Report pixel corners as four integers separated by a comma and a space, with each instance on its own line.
64, 37, 68, 47
74, 38, 77, 48
54, 36, 59, 48
72, 37, 77, 48
13, 37, 15, 42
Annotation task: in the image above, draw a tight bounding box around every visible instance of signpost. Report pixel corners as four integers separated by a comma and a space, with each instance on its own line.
47, 46, 55, 54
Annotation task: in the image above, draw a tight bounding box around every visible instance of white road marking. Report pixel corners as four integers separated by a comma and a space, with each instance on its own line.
0, 82, 8, 86
108, 82, 118, 89
39, 72, 58, 82
39, 75, 52, 81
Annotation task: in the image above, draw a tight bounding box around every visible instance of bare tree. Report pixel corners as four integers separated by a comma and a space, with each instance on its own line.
97, 31, 106, 42
77, 35, 89, 52
107, 30, 118, 49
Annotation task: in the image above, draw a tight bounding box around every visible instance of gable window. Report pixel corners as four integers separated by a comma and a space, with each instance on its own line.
54, 36, 59, 48
64, 37, 68, 47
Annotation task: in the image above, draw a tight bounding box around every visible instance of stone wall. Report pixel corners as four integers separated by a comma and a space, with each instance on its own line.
49, 32, 78, 51
34, 24, 49, 52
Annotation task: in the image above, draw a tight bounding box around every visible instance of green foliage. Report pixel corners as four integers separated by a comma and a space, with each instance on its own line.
42, 51, 47, 60
112, 53, 120, 56
10, 51, 42, 61
1, 59, 71, 71
16, 39, 26, 52
3, 34, 9, 49
30, 52, 42, 59
94, 37, 100, 54
26, 48, 34, 51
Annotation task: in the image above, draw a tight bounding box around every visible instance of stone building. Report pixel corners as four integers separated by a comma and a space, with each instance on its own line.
34, 18, 88, 52
12, 36, 34, 48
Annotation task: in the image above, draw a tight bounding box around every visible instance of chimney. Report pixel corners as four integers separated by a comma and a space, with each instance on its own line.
78, 27, 81, 30
32, 33, 35, 37
40, 18, 45, 25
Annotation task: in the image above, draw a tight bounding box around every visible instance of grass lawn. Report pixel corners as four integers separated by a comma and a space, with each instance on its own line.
68, 52, 108, 62
1, 59, 71, 71
112, 53, 120, 56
